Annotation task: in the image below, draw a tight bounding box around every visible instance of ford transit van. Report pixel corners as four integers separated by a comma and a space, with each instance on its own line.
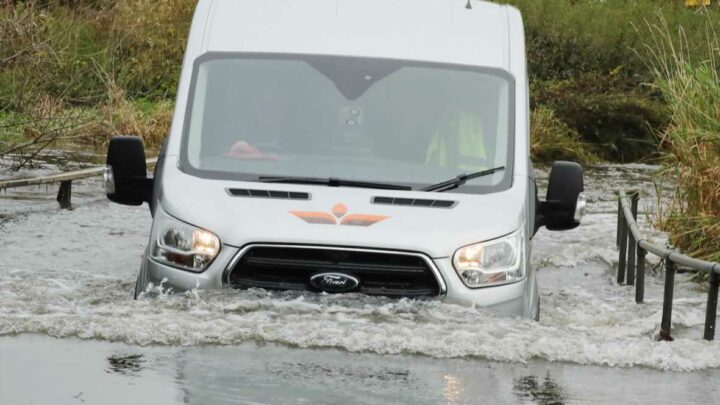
105, 0, 585, 319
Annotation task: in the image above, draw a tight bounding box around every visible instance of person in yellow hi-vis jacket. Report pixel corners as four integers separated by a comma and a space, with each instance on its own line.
425, 111, 487, 172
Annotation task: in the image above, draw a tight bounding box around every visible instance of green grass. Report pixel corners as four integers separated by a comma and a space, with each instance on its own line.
501, 0, 719, 162
0, 0, 192, 150
503, 0, 718, 80
638, 12, 720, 263
530, 105, 599, 164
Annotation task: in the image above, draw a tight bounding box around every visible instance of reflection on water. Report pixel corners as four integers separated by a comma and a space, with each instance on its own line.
270, 361, 412, 384
513, 374, 566, 405
3, 336, 720, 405
106, 353, 145, 375
443, 374, 466, 404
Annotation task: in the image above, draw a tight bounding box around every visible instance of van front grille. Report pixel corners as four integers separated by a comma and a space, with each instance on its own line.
226, 246, 443, 297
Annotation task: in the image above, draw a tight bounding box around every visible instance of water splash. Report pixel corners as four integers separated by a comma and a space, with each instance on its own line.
1, 164, 718, 371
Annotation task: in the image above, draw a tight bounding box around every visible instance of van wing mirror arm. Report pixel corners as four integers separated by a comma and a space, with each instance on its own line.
131, 176, 153, 204
536, 200, 579, 232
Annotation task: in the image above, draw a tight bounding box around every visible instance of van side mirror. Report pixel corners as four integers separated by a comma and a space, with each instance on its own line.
105, 136, 153, 206
536, 161, 585, 231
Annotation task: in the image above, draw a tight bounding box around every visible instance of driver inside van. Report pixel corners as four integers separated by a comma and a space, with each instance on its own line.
425, 109, 487, 172
224, 92, 288, 160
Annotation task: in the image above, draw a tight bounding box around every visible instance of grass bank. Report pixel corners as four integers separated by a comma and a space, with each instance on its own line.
639, 13, 720, 264
0, 0, 194, 157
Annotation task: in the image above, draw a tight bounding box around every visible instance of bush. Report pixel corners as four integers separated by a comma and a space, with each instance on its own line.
0, 0, 186, 154
0, 0, 193, 111
0, 2, 110, 110
96, 80, 172, 147
530, 105, 598, 164
503, 0, 718, 81
108, 0, 195, 98
503, 0, 717, 162
533, 74, 668, 162
640, 13, 720, 263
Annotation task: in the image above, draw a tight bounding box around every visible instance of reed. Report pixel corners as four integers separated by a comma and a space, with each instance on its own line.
639, 12, 720, 263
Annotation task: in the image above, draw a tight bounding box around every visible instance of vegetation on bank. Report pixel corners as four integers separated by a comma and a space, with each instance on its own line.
507, 0, 719, 162
0, 0, 193, 155
639, 15, 720, 264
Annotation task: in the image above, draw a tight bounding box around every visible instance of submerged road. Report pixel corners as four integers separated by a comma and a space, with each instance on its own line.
1, 157, 719, 404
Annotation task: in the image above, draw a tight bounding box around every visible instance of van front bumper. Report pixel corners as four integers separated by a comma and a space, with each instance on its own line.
142, 245, 527, 316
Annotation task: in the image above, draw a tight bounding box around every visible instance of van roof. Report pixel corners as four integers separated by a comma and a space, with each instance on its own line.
198, 0, 518, 70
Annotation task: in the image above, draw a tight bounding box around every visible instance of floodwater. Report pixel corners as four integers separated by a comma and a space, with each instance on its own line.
1, 155, 719, 404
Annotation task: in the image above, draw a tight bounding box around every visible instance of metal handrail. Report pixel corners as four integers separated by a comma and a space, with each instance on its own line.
616, 191, 720, 341
0, 157, 157, 208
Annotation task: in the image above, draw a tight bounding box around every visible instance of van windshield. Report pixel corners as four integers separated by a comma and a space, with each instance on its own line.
181, 54, 514, 193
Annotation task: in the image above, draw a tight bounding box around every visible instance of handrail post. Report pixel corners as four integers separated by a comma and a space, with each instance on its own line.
617, 195, 627, 284
613, 189, 720, 343
627, 231, 636, 286
56, 180, 72, 209
659, 260, 676, 341
627, 192, 639, 286
635, 247, 646, 303
704, 271, 720, 341
630, 191, 639, 221
616, 195, 622, 248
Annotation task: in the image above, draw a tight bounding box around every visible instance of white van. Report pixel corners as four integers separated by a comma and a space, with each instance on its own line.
105, 0, 585, 319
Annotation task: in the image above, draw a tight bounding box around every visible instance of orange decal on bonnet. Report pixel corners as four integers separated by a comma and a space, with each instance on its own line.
291, 203, 388, 226
331, 203, 348, 218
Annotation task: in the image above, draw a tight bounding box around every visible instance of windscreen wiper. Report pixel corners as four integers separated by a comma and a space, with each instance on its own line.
258, 176, 412, 191
421, 166, 505, 192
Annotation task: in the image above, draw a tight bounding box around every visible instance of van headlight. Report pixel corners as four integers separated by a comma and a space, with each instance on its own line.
150, 212, 220, 272
452, 228, 525, 288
